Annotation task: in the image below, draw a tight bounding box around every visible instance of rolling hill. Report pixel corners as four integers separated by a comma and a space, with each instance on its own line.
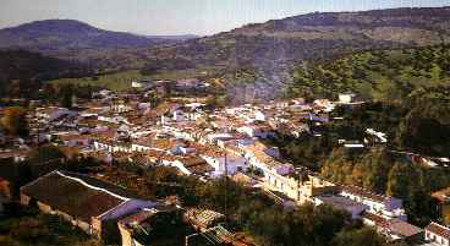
0, 19, 194, 55
164, 6, 450, 67
1, 6, 450, 100
154, 6, 450, 101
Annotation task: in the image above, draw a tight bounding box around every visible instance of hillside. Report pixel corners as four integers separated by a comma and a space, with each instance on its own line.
0, 19, 193, 55
3, 7, 449, 72
286, 43, 450, 155
135, 6, 450, 101
288, 44, 450, 101
0, 49, 93, 97
162, 6, 450, 69
1, 7, 450, 101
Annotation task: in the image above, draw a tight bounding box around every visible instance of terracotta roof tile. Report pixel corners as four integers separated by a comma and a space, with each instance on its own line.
21, 171, 127, 221
426, 222, 450, 239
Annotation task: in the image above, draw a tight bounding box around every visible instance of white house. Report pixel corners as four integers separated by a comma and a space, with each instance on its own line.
131, 143, 152, 153
179, 146, 196, 154
314, 196, 367, 219
313, 99, 335, 112
164, 159, 192, 176
59, 135, 92, 148
131, 81, 143, 88
254, 110, 266, 121
98, 89, 112, 97
111, 99, 132, 113
237, 125, 275, 139
98, 115, 125, 124
338, 93, 356, 104
365, 128, 387, 144
173, 109, 185, 122
235, 138, 255, 149
340, 186, 407, 220
93, 140, 132, 153
202, 133, 234, 146
363, 212, 422, 242
202, 155, 247, 177
36, 107, 77, 122
162, 157, 212, 177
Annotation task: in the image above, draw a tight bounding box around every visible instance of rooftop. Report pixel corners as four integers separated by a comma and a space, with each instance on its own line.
21, 170, 132, 221
426, 222, 450, 239
317, 195, 367, 213
185, 208, 225, 229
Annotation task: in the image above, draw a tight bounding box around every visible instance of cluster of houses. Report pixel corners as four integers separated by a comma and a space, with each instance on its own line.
1, 86, 449, 246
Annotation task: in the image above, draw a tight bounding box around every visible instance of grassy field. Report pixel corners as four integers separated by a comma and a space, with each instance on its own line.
50, 66, 222, 91
50, 70, 142, 91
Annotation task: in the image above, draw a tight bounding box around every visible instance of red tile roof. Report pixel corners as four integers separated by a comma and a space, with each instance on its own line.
426, 222, 450, 239
21, 171, 127, 222
389, 219, 422, 238
363, 212, 389, 228
341, 185, 387, 203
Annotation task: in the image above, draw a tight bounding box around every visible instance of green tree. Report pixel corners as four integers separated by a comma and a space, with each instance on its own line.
1, 106, 29, 137
59, 84, 74, 108
386, 162, 415, 198
331, 228, 386, 246
28, 145, 65, 163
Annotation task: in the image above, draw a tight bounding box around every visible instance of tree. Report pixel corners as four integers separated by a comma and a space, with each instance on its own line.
10, 217, 55, 244
40, 83, 57, 103
331, 228, 386, 246
1, 106, 29, 137
205, 94, 229, 109
59, 84, 74, 108
386, 162, 416, 198
28, 145, 65, 163
147, 91, 159, 107
102, 219, 121, 245
386, 161, 438, 226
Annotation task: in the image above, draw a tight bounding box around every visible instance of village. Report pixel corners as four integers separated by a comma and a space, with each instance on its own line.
0, 78, 449, 246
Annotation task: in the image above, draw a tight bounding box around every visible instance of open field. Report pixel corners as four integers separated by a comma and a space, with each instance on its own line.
49, 66, 222, 91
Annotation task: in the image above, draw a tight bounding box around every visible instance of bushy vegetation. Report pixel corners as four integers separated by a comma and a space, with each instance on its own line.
0, 50, 93, 97
0, 205, 96, 246
320, 147, 448, 226
331, 100, 449, 156
0, 107, 29, 137
264, 134, 334, 171
140, 58, 195, 75
288, 45, 450, 101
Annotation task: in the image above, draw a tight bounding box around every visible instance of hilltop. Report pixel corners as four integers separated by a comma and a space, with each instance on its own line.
0, 19, 194, 55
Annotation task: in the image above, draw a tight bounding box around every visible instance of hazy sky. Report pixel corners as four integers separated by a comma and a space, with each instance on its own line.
1, 0, 449, 35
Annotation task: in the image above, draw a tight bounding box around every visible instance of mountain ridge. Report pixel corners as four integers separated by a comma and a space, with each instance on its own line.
1, 6, 450, 101
0, 19, 196, 53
